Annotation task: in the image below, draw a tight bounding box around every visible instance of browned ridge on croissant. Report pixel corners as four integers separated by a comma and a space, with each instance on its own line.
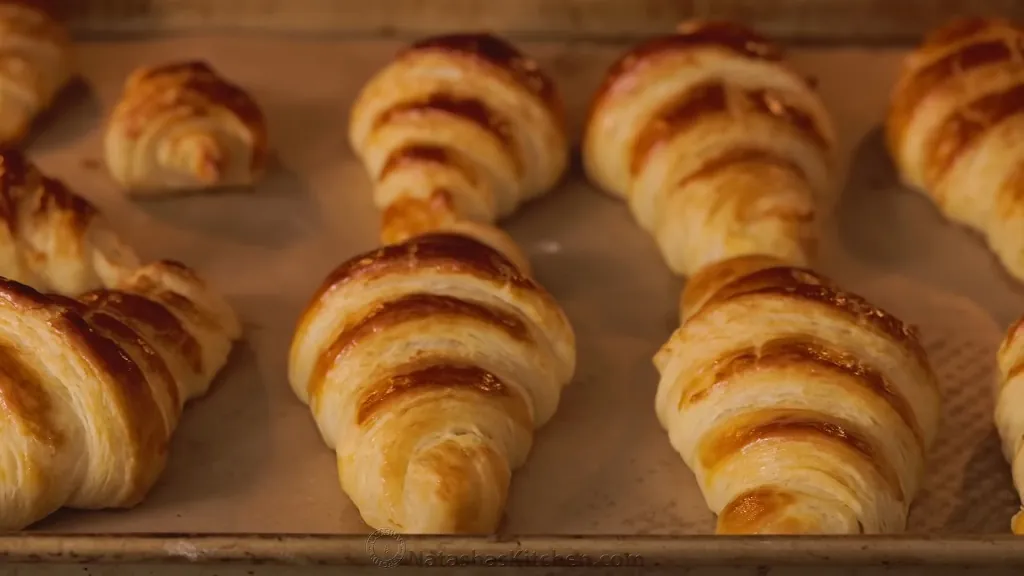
374, 94, 520, 171
306, 293, 530, 404
699, 408, 905, 503
680, 335, 925, 447
926, 84, 1024, 186
673, 148, 808, 192
356, 363, 514, 426
695, 266, 931, 370
588, 20, 784, 116
79, 290, 204, 374
378, 145, 477, 185
0, 276, 169, 501
629, 82, 829, 175
122, 61, 269, 170
313, 232, 536, 302
403, 33, 561, 117
0, 149, 96, 234
887, 18, 1024, 168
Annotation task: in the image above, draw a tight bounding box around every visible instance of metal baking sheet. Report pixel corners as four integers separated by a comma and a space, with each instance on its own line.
3, 34, 1024, 567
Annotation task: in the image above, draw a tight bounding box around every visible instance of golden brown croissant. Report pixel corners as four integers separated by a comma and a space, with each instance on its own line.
288, 232, 575, 534
995, 315, 1024, 533
654, 255, 940, 534
0, 1, 71, 146
583, 20, 836, 276
0, 259, 241, 531
0, 148, 139, 295
887, 18, 1024, 282
104, 60, 269, 195
348, 33, 569, 246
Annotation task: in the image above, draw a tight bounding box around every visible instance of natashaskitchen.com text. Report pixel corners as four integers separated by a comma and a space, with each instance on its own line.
404, 550, 644, 567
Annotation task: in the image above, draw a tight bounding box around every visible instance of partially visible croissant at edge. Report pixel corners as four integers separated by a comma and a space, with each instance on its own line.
655, 255, 941, 534
104, 60, 269, 195
348, 32, 569, 272
582, 20, 837, 277
995, 316, 1024, 534
288, 232, 575, 534
887, 17, 1024, 283
0, 259, 241, 531
0, 148, 139, 296
0, 1, 72, 146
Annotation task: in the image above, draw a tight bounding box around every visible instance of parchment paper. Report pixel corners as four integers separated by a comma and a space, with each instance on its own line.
19, 37, 1024, 535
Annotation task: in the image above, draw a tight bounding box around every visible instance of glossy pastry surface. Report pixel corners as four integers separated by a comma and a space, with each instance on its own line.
105, 60, 268, 194
0, 148, 139, 295
654, 255, 940, 534
887, 18, 1024, 282
0, 259, 241, 531
288, 232, 575, 534
349, 33, 569, 245
583, 20, 836, 276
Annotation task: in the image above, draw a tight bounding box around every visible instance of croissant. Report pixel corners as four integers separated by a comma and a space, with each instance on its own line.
995, 315, 1024, 533
104, 60, 269, 195
582, 20, 836, 277
348, 33, 569, 246
654, 255, 940, 534
0, 1, 71, 146
0, 258, 241, 531
887, 18, 1024, 283
288, 232, 575, 534
0, 148, 139, 295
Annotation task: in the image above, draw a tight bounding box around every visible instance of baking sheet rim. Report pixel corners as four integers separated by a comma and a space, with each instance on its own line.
4, 534, 1024, 565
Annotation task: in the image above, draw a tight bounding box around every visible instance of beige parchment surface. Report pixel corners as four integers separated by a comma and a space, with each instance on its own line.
14, 36, 1024, 537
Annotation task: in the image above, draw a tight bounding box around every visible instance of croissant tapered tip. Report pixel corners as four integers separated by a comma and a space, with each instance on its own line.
395, 433, 509, 534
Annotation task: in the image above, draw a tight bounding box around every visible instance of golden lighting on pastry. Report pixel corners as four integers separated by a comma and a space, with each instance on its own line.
288, 232, 575, 534
0, 259, 241, 531
348, 33, 569, 246
654, 255, 940, 534
104, 60, 269, 195
582, 20, 836, 277
0, 1, 72, 146
0, 148, 139, 295
887, 17, 1024, 283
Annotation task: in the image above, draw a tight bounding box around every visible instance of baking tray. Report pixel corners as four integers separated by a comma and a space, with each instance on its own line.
5, 10, 1024, 574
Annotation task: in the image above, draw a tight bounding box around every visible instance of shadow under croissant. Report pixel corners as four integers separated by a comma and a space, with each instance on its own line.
132, 162, 321, 250
20, 75, 102, 152
834, 126, 936, 272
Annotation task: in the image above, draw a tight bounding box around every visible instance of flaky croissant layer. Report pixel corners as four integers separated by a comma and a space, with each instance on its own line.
0, 148, 139, 296
887, 18, 1024, 283
289, 232, 575, 533
655, 255, 940, 534
349, 33, 569, 246
0, 259, 240, 531
105, 60, 269, 195
583, 20, 836, 277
